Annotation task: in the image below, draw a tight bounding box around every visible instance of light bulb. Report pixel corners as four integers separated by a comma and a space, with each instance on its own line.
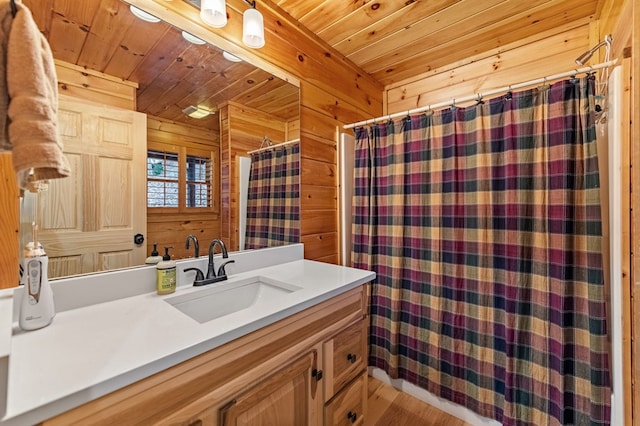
242, 7, 264, 48
200, 0, 227, 28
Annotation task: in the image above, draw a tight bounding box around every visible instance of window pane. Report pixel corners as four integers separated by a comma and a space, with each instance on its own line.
148, 151, 178, 180
148, 181, 179, 207
186, 154, 212, 208
147, 150, 179, 207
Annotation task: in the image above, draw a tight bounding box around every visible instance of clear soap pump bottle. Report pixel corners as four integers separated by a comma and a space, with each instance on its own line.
156, 246, 176, 295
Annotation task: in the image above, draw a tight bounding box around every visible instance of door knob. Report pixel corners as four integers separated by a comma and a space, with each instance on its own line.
134, 233, 144, 245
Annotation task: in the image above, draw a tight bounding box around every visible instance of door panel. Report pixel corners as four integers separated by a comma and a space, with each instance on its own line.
33, 96, 147, 278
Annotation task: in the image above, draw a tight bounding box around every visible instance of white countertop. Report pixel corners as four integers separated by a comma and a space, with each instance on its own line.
0, 246, 374, 425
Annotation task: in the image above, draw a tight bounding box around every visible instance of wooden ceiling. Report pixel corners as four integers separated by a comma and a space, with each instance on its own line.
23, 0, 300, 130
275, 0, 602, 86
22, 0, 602, 127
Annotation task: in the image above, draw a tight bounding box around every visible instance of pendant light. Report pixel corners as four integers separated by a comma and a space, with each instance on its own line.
242, 1, 265, 49
200, 0, 227, 28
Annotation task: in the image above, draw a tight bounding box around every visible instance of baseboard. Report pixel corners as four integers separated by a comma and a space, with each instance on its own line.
368, 367, 500, 426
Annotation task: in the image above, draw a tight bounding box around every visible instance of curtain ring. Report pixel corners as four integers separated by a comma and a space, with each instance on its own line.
505, 85, 513, 100
475, 93, 484, 105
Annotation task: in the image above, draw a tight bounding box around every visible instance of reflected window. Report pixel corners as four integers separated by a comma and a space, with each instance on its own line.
147, 150, 179, 207
186, 154, 212, 208
147, 148, 217, 212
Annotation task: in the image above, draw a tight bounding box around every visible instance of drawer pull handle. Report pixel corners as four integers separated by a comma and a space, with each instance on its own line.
347, 353, 357, 363
312, 368, 323, 381
347, 411, 358, 423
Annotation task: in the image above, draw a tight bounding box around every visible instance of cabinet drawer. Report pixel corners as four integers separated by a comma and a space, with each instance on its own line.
324, 373, 367, 426
323, 319, 366, 401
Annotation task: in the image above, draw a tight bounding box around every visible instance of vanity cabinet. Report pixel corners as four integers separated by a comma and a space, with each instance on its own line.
41, 286, 368, 426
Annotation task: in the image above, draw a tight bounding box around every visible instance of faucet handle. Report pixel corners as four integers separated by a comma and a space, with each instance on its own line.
216, 260, 235, 277
184, 267, 204, 284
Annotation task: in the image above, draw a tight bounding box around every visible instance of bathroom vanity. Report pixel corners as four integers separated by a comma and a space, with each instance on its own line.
0, 244, 374, 425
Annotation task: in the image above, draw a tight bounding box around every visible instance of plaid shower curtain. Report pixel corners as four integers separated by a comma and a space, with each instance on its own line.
352, 78, 611, 425
245, 142, 300, 249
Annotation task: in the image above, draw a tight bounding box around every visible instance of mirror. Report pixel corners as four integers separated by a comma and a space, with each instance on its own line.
19, 0, 300, 280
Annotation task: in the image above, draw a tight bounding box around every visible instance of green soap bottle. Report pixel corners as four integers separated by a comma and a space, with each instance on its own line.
156, 246, 176, 295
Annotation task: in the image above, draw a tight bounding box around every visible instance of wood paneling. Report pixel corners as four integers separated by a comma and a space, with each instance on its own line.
275, 0, 600, 87
0, 154, 19, 287
386, 22, 593, 114
146, 116, 221, 260
55, 61, 137, 110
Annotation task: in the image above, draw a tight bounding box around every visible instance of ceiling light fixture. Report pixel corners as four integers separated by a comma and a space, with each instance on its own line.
222, 51, 242, 62
200, 0, 227, 28
182, 105, 213, 119
242, 1, 265, 49
129, 5, 161, 23
182, 31, 206, 45
575, 34, 612, 66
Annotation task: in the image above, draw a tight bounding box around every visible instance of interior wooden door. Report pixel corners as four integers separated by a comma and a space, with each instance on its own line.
219, 351, 319, 426
25, 95, 147, 278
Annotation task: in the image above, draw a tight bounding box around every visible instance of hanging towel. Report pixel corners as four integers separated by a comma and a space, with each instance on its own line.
0, 2, 12, 149
4, 1, 70, 189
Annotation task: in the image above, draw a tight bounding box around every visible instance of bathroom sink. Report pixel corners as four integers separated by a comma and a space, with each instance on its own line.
165, 276, 302, 323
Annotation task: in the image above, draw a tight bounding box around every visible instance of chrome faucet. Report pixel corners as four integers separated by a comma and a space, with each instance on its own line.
185, 234, 199, 258
184, 238, 235, 287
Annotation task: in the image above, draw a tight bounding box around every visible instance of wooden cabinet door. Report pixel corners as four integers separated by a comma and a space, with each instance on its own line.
324, 373, 367, 426
219, 350, 320, 426
26, 95, 147, 278
323, 319, 366, 401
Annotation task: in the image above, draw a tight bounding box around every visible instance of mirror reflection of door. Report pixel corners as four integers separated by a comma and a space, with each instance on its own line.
20, 96, 147, 279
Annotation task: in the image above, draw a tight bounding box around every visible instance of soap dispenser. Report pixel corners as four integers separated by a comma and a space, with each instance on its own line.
156, 246, 176, 295
145, 243, 162, 264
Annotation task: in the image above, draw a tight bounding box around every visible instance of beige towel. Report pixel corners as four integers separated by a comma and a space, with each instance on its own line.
6, 2, 70, 189
0, 2, 12, 149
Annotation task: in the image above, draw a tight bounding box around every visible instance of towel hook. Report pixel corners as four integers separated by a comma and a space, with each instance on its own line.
10, 0, 17, 17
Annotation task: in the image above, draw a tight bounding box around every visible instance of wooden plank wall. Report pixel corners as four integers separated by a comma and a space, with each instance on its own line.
125, 0, 384, 267
385, 20, 593, 113
219, 101, 290, 251
146, 116, 222, 260
0, 154, 19, 287
594, 1, 635, 424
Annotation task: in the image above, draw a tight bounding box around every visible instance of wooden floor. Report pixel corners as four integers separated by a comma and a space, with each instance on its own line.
365, 376, 473, 426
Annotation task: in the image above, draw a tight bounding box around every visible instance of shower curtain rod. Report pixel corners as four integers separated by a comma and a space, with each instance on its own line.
247, 138, 300, 154
343, 59, 618, 130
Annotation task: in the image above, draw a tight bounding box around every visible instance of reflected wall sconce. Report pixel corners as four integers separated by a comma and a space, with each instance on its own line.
223, 51, 243, 62
182, 31, 206, 45
575, 35, 612, 66
182, 105, 213, 119
200, 0, 227, 28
